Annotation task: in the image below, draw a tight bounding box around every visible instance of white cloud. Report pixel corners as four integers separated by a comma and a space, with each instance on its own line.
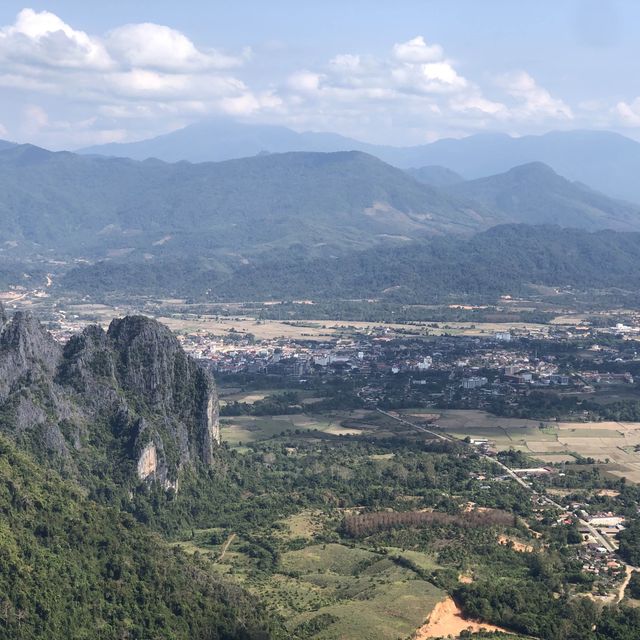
288, 71, 324, 93
286, 37, 471, 101
497, 71, 573, 120
393, 36, 444, 63
392, 61, 468, 94
0, 12, 592, 148
0, 9, 272, 146
23, 104, 49, 132
219, 90, 283, 116
106, 23, 243, 72
614, 99, 640, 127
0, 8, 112, 69
277, 37, 584, 143
451, 93, 507, 116
280, 36, 506, 142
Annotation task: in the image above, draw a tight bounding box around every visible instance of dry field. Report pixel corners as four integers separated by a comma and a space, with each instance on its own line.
428, 409, 640, 483
220, 411, 370, 445
413, 597, 511, 639
64, 303, 551, 341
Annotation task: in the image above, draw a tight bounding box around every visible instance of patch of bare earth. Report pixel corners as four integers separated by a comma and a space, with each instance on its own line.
413, 597, 510, 639
498, 534, 534, 553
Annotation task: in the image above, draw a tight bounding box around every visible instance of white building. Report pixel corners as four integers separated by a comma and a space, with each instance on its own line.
462, 376, 488, 390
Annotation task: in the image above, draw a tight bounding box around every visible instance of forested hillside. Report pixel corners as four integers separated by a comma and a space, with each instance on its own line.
0, 145, 490, 258
0, 435, 279, 639
61, 224, 640, 302
448, 162, 640, 230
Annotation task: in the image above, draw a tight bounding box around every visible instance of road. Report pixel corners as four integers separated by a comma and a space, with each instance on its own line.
218, 533, 236, 561
377, 408, 618, 554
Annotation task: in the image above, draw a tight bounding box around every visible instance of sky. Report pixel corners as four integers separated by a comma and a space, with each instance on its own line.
0, 1, 639, 149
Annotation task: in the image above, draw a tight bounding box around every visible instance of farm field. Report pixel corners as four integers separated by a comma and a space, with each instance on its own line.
218, 388, 321, 406
176, 527, 446, 640
62, 302, 552, 341
417, 409, 640, 482
220, 410, 389, 446
255, 542, 446, 640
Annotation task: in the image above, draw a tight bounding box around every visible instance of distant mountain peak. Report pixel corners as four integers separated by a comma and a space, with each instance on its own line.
448, 160, 640, 230
407, 165, 465, 187
506, 160, 556, 174
78, 122, 640, 203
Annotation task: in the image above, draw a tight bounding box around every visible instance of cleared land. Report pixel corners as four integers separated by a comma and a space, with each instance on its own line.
417, 409, 640, 483
414, 596, 511, 639
63, 303, 551, 341
273, 543, 444, 639
220, 410, 389, 446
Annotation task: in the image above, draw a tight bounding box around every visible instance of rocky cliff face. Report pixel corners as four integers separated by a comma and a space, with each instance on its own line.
0, 305, 220, 490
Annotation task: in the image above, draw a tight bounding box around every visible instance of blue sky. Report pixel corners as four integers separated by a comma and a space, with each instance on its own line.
0, 1, 638, 148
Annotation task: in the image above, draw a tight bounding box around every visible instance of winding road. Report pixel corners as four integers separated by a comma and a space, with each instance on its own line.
377, 409, 627, 559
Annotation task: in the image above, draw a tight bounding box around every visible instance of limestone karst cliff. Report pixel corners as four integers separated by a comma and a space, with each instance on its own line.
0, 304, 220, 489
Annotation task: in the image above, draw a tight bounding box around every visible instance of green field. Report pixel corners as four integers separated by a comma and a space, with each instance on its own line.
264, 543, 444, 639
176, 524, 445, 640
220, 411, 384, 446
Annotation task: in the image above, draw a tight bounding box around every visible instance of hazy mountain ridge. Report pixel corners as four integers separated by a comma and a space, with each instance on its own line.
3, 141, 640, 265
0, 144, 496, 258
79, 122, 640, 203
406, 165, 465, 187
81, 120, 368, 163
446, 162, 640, 230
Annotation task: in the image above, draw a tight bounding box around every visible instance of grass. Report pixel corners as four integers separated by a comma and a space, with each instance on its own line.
291, 579, 443, 640
274, 510, 325, 541
385, 548, 441, 573
281, 543, 374, 574
278, 544, 444, 639
220, 411, 370, 446
187, 534, 445, 640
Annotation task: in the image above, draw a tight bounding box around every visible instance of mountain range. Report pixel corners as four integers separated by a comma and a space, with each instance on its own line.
407, 165, 464, 187
445, 162, 640, 230
1, 141, 639, 268
0, 144, 493, 259
81, 121, 640, 204
61, 224, 640, 302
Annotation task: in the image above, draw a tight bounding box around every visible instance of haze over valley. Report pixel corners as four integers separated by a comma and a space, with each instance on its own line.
2, 3, 640, 640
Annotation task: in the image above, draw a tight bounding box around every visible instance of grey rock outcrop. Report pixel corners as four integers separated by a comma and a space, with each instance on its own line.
0, 310, 220, 489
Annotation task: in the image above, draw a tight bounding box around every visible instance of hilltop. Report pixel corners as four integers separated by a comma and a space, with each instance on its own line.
80, 123, 640, 203
0, 306, 219, 492
0, 145, 490, 259
446, 162, 640, 230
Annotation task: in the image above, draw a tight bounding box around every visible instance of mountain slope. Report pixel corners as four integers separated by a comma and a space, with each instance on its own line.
447, 162, 640, 230
61, 224, 640, 302
406, 165, 464, 187
80, 123, 640, 203
386, 130, 640, 202
0, 433, 279, 639
0, 145, 492, 258
0, 307, 220, 490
